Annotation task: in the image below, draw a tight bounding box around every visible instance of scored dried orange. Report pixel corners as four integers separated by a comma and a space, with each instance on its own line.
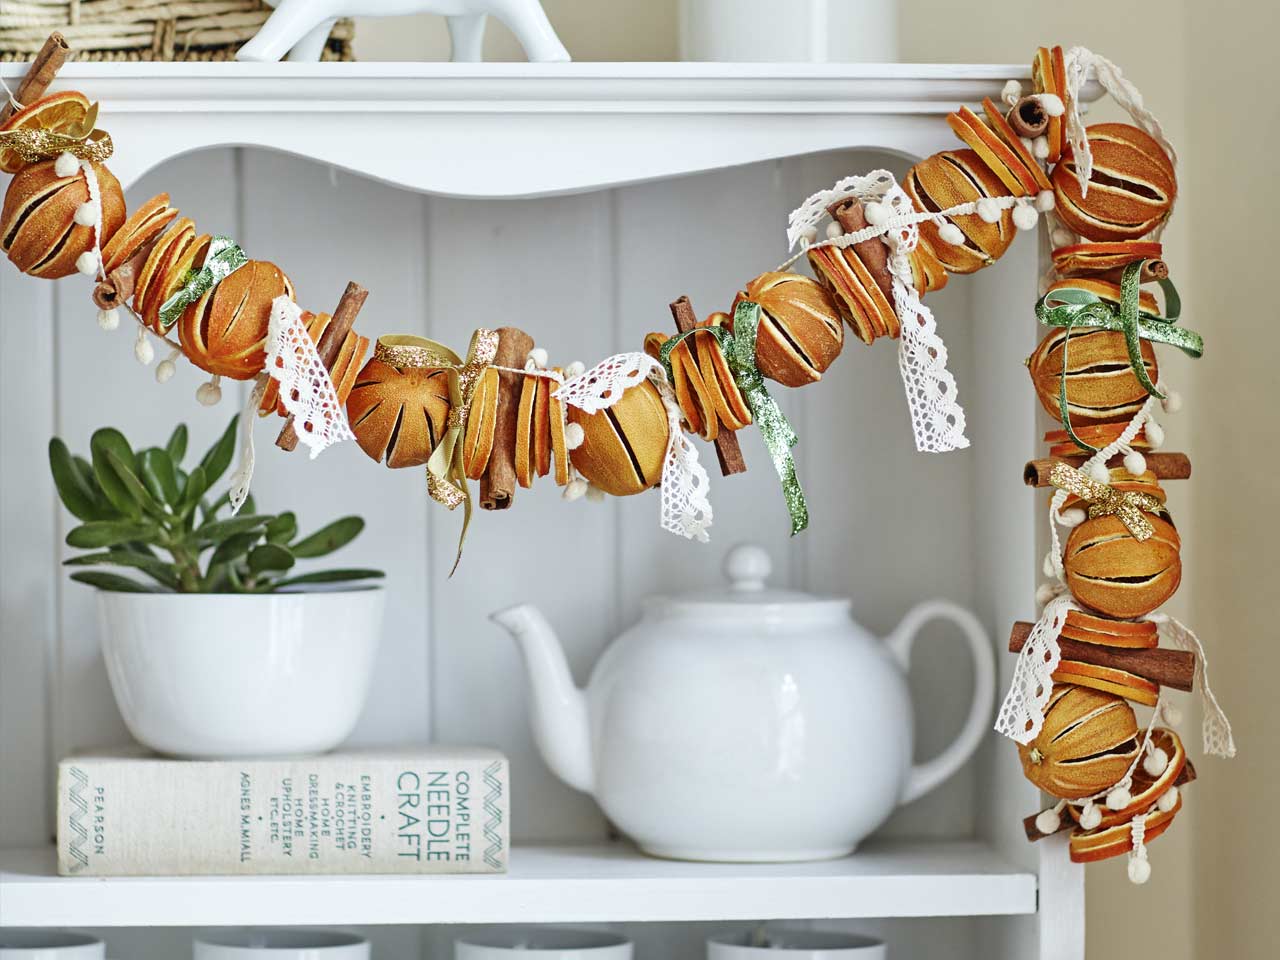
0, 91, 93, 174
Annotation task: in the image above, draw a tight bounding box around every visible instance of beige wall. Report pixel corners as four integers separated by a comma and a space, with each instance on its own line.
355, 3, 1269, 956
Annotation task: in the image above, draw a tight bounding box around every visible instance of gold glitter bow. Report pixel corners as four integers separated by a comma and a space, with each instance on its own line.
0, 101, 112, 164
374, 328, 499, 572
1049, 461, 1163, 541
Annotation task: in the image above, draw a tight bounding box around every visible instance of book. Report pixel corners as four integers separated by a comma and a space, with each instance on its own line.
56, 746, 509, 877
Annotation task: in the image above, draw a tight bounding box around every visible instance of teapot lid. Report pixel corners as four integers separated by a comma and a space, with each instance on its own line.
648, 543, 849, 619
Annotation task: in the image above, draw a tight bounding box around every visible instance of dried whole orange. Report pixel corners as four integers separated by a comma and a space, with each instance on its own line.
1017, 684, 1139, 800
0, 90, 92, 174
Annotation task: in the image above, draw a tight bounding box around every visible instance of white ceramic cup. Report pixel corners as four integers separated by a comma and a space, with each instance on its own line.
679, 0, 898, 63
455, 929, 632, 960
0, 932, 104, 960
708, 930, 885, 960
194, 931, 369, 960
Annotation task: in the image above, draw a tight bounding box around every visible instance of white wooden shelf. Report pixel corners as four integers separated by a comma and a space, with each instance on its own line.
0, 62, 1101, 197
0, 840, 1035, 927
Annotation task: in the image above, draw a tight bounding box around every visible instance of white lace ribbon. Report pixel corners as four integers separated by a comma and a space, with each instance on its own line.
784, 169, 969, 453
264, 295, 354, 460
227, 374, 269, 515
1062, 47, 1178, 206
996, 592, 1072, 744
1150, 613, 1236, 758
554, 352, 713, 540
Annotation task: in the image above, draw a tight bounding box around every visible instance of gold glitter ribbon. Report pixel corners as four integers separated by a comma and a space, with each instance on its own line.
1048, 461, 1163, 541
0, 101, 113, 164
374, 329, 499, 572
658, 301, 808, 535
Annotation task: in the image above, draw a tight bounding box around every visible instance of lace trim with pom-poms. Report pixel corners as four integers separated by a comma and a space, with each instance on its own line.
555, 352, 713, 541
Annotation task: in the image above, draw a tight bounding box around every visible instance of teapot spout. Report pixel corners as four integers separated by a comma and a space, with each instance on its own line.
490, 604, 595, 795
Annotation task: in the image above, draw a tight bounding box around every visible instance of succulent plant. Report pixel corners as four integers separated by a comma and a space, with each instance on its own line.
49, 416, 384, 593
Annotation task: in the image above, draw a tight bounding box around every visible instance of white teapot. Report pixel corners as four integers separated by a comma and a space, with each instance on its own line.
492, 544, 995, 862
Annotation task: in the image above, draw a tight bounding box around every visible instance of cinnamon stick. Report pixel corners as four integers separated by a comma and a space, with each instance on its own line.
277, 281, 368, 452
1008, 621, 1195, 692
1009, 96, 1049, 139
670, 295, 746, 476
828, 199, 893, 303
1097, 259, 1169, 285
1021, 762, 1196, 842
92, 235, 161, 311
0, 32, 70, 125
1024, 453, 1191, 487
480, 326, 534, 510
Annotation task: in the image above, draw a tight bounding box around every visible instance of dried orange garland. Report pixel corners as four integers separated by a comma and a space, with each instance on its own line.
0, 36, 1235, 880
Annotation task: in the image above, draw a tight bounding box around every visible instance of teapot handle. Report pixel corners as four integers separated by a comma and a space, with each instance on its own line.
885, 599, 996, 806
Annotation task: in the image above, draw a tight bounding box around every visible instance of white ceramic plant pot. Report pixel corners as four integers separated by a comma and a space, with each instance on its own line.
98, 588, 385, 759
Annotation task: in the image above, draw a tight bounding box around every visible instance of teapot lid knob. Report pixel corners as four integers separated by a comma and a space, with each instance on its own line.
724, 543, 771, 592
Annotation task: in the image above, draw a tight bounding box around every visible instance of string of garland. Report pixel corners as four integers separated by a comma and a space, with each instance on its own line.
0, 36, 1235, 882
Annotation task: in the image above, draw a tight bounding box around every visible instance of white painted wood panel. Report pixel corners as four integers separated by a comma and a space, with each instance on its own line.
0, 267, 56, 847
0, 840, 1035, 926
238, 150, 433, 748
425, 189, 617, 842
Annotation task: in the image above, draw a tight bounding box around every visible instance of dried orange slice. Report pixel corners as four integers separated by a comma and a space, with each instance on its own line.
0, 91, 93, 174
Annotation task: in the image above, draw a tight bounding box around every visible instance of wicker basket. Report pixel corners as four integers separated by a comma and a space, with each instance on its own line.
0, 1, 354, 62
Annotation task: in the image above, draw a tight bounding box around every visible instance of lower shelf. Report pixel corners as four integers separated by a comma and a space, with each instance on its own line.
0, 840, 1035, 927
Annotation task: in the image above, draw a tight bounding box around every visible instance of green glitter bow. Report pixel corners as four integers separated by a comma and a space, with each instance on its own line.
157, 236, 248, 331
1035, 260, 1203, 452
659, 301, 808, 535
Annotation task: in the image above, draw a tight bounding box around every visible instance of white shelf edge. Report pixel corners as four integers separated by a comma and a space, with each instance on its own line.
0, 840, 1036, 927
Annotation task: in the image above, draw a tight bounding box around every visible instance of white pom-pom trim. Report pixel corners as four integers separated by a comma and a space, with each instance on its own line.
1124, 450, 1147, 477
1106, 786, 1132, 811
1079, 803, 1102, 831
863, 201, 889, 227
1157, 787, 1179, 813
1058, 506, 1087, 528
564, 422, 585, 451
74, 201, 100, 228
196, 376, 223, 406
1127, 855, 1151, 885
825, 221, 844, 240
96, 308, 119, 331
1012, 203, 1039, 231
1035, 808, 1061, 835
1087, 461, 1111, 485
1037, 93, 1066, 117
54, 152, 79, 178
562, 477, 588, 501
133, 328, 154, 365
75, 251, 99, 276
937, 221, 965, 247
1143, 746, 1169, 777
1034, 190, 1055, 212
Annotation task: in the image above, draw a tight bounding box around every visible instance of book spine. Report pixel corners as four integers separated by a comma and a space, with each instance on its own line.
57, 755, 508, 876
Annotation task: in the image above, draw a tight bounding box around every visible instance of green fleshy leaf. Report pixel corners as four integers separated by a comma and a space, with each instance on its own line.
179, 466, 208, 517
208, 531, 260, 567
90, 428, 140, 519
66, 521, 158, 549
265, 512, 297, 544
165, 424, 188, 465
197, 514, 270, 544
198, 416, 238, 489
69, 570, 154, 593
140, 448, 180, 507
106, 451, 167, 519
272, 568, 384, 589
49, 438, 104, 520
248, 543, 295, 573
291, 517, 364, 559
64, 550, 180, 590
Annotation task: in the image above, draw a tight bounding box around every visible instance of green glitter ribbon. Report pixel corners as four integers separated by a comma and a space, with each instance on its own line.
659, 301, 808, 535
156, 236, 248, 331
1035, 260, 1203, 453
